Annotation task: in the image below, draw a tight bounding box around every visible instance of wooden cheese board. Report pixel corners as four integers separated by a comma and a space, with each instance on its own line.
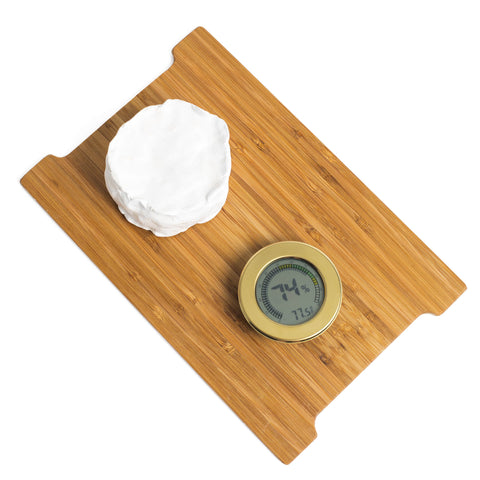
21, 27, 466, 463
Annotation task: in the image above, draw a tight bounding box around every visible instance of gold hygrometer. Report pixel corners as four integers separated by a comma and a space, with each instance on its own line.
238, 241, 342, 343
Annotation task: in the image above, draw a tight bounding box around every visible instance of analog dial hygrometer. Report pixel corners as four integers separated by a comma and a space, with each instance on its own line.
238, 241, 342, 342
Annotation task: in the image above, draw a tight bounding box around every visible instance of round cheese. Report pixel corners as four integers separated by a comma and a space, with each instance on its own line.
105, 99, 231, 236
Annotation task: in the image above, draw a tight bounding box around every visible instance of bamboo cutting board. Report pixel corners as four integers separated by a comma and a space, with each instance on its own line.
21, 27, 465, 463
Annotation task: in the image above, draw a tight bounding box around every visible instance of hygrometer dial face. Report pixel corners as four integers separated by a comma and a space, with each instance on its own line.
255, 257, 325, 325
238, 241, 342, 343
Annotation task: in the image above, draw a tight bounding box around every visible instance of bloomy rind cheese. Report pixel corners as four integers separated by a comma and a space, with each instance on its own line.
105, 99, 231, 236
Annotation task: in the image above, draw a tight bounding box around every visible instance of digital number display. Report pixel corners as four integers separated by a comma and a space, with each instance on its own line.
255, 257, 325, 325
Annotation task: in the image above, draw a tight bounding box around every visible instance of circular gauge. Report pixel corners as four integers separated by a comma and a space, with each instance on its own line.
255, 257, 325, 325
238, 241, 342, 343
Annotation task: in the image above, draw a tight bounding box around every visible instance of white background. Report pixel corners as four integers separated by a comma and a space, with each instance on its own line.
1, 1, 479, 478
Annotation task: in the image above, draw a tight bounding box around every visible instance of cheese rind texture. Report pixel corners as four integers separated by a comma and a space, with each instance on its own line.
105, 99, 231, 236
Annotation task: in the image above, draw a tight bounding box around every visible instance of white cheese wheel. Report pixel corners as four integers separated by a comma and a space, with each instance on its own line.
105, 99, 231, 236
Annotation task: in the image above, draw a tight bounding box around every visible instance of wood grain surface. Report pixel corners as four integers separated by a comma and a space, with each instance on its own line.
21, 27, 466, 463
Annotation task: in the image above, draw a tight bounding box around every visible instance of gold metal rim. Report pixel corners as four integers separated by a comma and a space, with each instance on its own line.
238, 241, 342, 343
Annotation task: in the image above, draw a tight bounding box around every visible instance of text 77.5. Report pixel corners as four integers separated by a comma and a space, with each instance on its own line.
291, 306, 313, 321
